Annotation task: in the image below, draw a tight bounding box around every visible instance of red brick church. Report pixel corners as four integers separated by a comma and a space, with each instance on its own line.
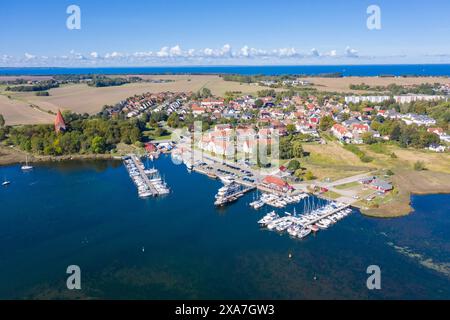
54, 110, 66, 133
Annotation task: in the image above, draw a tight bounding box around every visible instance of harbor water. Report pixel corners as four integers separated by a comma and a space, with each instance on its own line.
0, 155, 449, 299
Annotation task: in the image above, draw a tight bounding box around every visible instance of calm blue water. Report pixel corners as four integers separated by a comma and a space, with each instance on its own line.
0, 156, 449, 299
1, 65, 450, 76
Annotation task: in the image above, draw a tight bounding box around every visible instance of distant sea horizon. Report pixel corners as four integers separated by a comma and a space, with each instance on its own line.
1, 64, 450, 77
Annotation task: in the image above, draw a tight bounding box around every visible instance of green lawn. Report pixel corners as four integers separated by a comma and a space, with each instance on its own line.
322, 190, 341, 200
151, 134, 173, 141
335, 181, 360, 190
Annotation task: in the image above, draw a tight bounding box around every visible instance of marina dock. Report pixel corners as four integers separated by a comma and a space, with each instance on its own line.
257, 201, 353, 240
123, 155, 170, 198
302, 204, 351, 227
214, 182, 256, 207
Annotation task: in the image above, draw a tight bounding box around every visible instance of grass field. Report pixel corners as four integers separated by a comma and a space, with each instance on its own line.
334, 181, 360, 189
300, 141, 375, 180
298, 139, 450, 217
0, 94, 54, 125
359, 144, 450, 174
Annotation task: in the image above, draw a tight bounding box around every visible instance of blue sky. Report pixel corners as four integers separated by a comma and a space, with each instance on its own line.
1, 0, 450, 66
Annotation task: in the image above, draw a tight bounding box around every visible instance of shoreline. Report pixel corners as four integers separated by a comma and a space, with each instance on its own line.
2, 145, 449, 220
0, 145, 118, 167
360, 190, 450, 218
359, 169, 450, 218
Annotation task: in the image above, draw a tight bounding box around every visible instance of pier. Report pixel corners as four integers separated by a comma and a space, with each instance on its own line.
123, 155, 169, 197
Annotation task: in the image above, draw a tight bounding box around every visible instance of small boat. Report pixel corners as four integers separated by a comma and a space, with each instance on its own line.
316, 222, 329, 230
184, 159, 193, 172
2, 179, 11, 186
297, 228, 311, 239
21, 156, 33, 171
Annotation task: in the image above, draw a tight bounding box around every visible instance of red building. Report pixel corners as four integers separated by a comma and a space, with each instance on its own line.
262, 175, 292, 192
54, 110, 66, 134
145, 143, 157, 153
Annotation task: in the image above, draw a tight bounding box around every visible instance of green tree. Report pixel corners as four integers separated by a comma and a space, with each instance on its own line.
292, 140, 304, 158
287, 159, 301, 171
255, 99, 264, 108
286, 124, 296, 135
91, 136, 106, 154
362, 132, 377, 145
167, 112, 180, 128
52, 138, 63, 155
418, 132, 440, 148
319, 116, 335, 131
0, 114, 5, 127
304, 171, 316, 180
389, 124, 402, 141
30, 136, 45, 154
279, 136, 293, 159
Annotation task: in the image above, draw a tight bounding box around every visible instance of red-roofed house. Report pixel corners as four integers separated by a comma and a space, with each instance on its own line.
261, 175, 292, 192
427, 127, 444, 136
351, 123, 370, 134
331, 124, 353, 140
191, 104, 206, 115
145, 143, 157, 153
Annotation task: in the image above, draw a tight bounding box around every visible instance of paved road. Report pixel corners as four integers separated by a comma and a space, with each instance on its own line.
321, 173, 374, 188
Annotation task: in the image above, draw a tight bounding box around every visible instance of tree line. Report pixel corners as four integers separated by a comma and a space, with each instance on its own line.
5, 80, 59, 92
0, 112, 142, 156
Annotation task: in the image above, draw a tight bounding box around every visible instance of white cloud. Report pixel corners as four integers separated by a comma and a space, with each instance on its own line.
24, 53, 35, 60
169, 45, 183, 56
275, 47, 299, 57
187, 49, 196, 57
311, 48, 320, 57
345, 46, 358, 58
133, 51, 153, 57
105, 51, 124, 59
5, 45, 436, 67
156, 47, 169, 57
220, 44, 232, 56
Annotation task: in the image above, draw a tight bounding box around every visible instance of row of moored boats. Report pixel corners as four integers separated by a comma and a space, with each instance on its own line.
250, 193, 309, 210
258, 203, 352, 240
123, 155, 170, 198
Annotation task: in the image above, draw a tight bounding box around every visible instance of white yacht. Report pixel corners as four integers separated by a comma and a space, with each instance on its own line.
21, 156, 33, 171
297, 228, 311, 239
219, 175, 235, 185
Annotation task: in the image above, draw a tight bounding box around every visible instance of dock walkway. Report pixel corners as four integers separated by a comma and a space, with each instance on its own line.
126, 155, 159, 196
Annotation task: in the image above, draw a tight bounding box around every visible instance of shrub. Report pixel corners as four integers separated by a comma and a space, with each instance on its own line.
287, 159, 301, 171
35, 91, 50, 96
304, 171, 316, 181
413, 161, 426, 171
344, 144, 373, 163
360, 155, 374, 163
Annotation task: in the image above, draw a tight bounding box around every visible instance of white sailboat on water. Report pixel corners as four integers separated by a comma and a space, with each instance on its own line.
21, 156, 33, 171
